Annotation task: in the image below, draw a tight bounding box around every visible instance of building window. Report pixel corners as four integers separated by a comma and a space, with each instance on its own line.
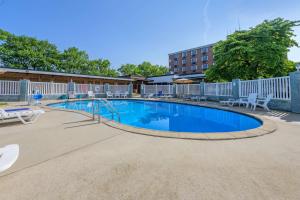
191, 49, 197, 56
182, 59, 186, 65
191, 65, 197, 70
201, 47, 209, 53
182, 51, 187, 58
191, 57, 197, 64
202, 64, 209, 70
174, 60, 178, 65
182, 66, 186, 71
201, 55, 208, 62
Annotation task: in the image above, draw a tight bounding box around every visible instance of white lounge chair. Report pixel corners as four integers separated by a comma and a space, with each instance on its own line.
114, 91, 121, 98
144, 93, 154, 98
121, 91, 129, 98
106, 91, 113, 98
87, 91, 95, 98
0, 144, 19, 173
254, 94, 273, 111
0, 108, 45, 124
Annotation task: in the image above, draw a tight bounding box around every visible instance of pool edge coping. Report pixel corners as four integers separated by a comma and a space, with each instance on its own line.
43, 98, 277, 140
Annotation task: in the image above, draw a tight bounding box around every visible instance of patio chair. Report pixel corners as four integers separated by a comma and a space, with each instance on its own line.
68, 91, 76, 99
114, 91, 121, 98
240, 93, 258, 109
87, 91, 95, 98
190, 96, 200, 101
144, 93, 154, 98
121, 91, 129, 98
106, 91, 113, 98
0, 108, 45, 125
254, 94, 273, 111
0, 144, 19, 173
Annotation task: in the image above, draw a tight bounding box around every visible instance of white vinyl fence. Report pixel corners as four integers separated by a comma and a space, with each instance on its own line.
93, 84, 105, 94
176, 84, 201, 95
144, 85, 173, 95
75, 84, 89, 94
239, 76, 291, 100
28, 82, 68, 95
109, 85, 129, 93
0, 80, 20, 95
204, 82, 232, 96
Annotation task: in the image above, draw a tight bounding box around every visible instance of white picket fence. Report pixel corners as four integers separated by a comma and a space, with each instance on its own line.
239, 76, 291, 100
204, 82, 232, 96
0, 80, 20, 95
28, 82, 68, 95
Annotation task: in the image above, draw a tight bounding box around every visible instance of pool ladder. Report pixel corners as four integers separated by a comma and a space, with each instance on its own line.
92, 98, 121, 123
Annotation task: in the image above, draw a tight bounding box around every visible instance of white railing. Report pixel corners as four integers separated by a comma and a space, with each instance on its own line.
176, 84, 201, 95
217, 82, 232, 96
204, 82, 232, 96
239, 76, 290, 100
75, 84, 89, 94
204, 83, 217, 96
239, 80, 258, 98
144, 84, 173, 95
109, 85, 128, 93
93, 84, 104, 94
50, 83, 68, 94
0, 80, 20, 95
29, 82, 67, 95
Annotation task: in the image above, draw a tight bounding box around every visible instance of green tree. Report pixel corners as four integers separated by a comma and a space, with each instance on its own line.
206, 18, 299, 82
59, 47, 89, 73
118, 62, 168, 77
89, 59, 119, 77
0, 28, 118, 77
118, 64, 138, 76
0, 30, 60, 71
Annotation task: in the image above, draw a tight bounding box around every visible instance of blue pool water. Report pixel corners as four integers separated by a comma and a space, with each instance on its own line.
49, 100, 262, 133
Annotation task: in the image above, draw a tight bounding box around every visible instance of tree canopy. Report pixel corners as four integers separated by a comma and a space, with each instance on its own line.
205, 18, 300, 82
0, 29, 118, 77
118, 62, 168, 77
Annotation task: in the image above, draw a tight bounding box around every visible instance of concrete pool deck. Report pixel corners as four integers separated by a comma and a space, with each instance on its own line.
0, 100, 300, 199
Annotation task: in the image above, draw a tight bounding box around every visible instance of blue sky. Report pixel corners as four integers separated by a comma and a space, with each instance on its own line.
0, 0, 299, 68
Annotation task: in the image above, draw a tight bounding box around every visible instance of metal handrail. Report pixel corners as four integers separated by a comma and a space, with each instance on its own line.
95, 98, 121, 122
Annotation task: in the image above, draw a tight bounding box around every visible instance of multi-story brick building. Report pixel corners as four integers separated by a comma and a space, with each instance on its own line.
168, 43, 214, 75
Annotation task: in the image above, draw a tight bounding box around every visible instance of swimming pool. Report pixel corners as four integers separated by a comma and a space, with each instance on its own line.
49, 99, 262, 133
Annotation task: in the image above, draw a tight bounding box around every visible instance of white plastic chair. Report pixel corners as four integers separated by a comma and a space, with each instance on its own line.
0, 144, 19, 173
87, 91, 95, 98
106, 91, 113, 98
254, 94, 273, 111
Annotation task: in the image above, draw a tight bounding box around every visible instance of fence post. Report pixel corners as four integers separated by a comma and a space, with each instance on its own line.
19, 80, 30, 102
104, 83, 110, 97
215, 83, 219, 96
140, 84, 145, 98
173, 84, 177, 97
232, 79, 240, 99
258, 78, 262, 98
200, 82, 205, 97
290, 71, 300, 113
67, 81, 75, 93
128, 83, 133, 98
